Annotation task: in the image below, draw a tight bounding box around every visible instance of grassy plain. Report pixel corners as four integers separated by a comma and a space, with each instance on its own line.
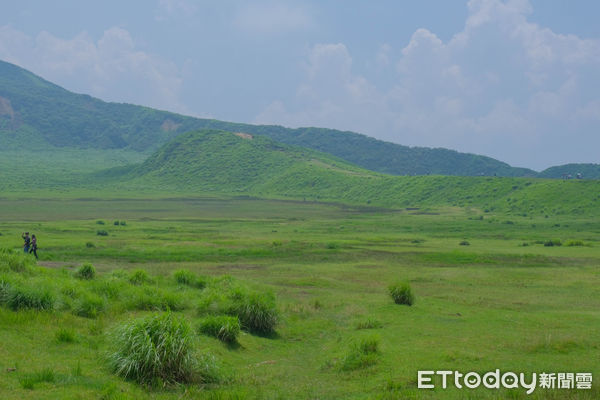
0, 195, 599, 399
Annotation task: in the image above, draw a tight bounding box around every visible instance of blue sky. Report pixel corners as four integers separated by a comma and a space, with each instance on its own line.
1, 0, 599, 170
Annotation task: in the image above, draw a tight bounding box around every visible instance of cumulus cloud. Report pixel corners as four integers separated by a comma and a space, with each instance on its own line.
256, 0, 600, 170
256, 43, 390, 134
0, 25, 187, 114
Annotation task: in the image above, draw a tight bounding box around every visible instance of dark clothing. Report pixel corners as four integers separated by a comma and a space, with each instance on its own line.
22, 234, 31, 254
29, 237, 38, 259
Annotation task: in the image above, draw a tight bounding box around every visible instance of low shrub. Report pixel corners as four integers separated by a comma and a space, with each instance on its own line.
60, 283, 80, 299
6, 285, 54, 311
197, 315, 240, 343
129, 269, 152, 285
355, 318, 383, 330
0, 248, 34, 273
96, 220, 105, 225
55, 328, 78, 343
75, 263, 96, 280
228, 289, 278, 335
0, 280, 12, 303
544, 239, 562, 247
96, 230, 109, 236
73, 293, 105, 318
19, 368, 56, 390
565, 240, 585, 247
91, 278, 124, 299
85, 242, 95, 248
459, 240, 470, 246
108, 312, 196, 386
388, 281, 414, 306
197, 286, 279, 335
173, 269, 207, 289
340, 336, 380, 371
127, 289, 187, 312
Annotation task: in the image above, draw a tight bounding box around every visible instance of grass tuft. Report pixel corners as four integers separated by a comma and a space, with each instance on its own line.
56, 328, 78, 343
108, 312, 197, 386
197, 315, 240, 343
75, 262, 96, 280
128, 269, 153, 285
173, 269, 207, 289
339, 336, 380, 371
0, 248, 35, 273
228, 288, 278, 335
355, 318, 383, 330
388, 281, 415, 306
6, 285, 55, 311
73, 293, 105, 318
19, 367, 56, 390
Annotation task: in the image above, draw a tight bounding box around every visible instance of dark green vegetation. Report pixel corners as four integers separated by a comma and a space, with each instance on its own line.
538, 163, 600, 179
0, 59, 541, 177
111, 129, 600, 216
388, 281, 415, 306
108, 312, 198, 386
0, 196, 599, 399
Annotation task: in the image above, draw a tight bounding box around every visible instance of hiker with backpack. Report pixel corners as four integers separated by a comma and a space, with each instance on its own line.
22, 232, 31, 254
29, 234, 39, 259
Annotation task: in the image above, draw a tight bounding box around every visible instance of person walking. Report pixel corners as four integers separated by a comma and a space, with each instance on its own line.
22, 232, 31, 254
29, 234, 38, 260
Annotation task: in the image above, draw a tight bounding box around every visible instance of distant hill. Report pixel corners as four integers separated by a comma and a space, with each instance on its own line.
114, 129, 600, 216
538, 163, 600, 179
122, 129, 380, 192
0, 59, 537, 177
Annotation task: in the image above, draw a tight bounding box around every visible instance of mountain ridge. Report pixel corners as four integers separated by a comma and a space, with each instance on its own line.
108, 129, 600, 216
0, 59, 544, 177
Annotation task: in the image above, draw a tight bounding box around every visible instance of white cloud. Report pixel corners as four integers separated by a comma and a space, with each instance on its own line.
0, 26, 187, 114
233, 2, 313, 34
256, 0, 600, 169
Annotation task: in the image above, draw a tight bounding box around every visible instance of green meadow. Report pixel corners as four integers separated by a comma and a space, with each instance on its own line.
0, 195, 598, 399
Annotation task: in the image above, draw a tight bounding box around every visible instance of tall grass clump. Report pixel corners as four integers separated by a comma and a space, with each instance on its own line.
128, 269, 153, 285
0, 248, 34, 274
6, 285, 54, 311
388, 281, 415, 306
173, 269, 207, 289
339, 336, 380, 371
19, 367, 56, 390
228, 288, 278, 335
127, 288, 187, 312
197, 315, 240, 343
0, 279, 12, 304
75, 263, 96, 280
55, 328, 78, 343
73, 293, 105, 318
108, 312, 197, 386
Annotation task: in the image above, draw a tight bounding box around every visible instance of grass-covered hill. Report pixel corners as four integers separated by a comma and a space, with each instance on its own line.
538, 163, 600, 179
116, 129, 600, 216
121, 129, 380, 193
0, 59, 537, 177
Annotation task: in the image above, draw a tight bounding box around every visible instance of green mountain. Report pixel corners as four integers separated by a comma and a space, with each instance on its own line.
0, 59, 536, 177
122, 129, 380, 192
118, 129, 600, 216
538, 163, 600, 179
